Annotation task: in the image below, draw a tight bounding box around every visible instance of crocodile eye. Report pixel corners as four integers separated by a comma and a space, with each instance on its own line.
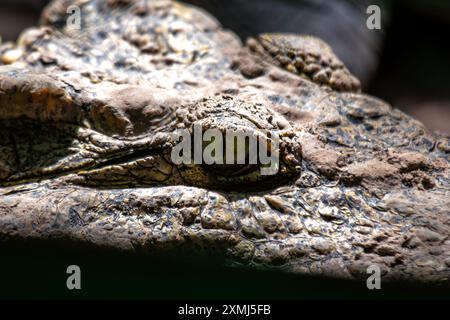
204, 133, 300, 190
201, 129, 260, 177
176, 118, 302, 191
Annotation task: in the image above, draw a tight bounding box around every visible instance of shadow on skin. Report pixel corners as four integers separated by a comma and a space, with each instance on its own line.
0, 237, 448, 299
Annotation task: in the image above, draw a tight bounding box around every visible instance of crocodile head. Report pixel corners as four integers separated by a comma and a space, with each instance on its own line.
0, 78, 302, 191
0, 0, 449, 283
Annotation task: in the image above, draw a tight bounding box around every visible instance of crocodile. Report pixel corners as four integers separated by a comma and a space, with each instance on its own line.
0, 0, 449, 285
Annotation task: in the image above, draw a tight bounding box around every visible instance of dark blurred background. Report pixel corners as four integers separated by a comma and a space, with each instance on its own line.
1, 0, 449, 134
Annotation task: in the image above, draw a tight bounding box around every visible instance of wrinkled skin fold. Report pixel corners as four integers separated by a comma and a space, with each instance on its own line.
0, 0, 449, 284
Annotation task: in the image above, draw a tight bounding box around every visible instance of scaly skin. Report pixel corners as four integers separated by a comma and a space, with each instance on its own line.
0, 0, 449, 284
247, 34, 361, 92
